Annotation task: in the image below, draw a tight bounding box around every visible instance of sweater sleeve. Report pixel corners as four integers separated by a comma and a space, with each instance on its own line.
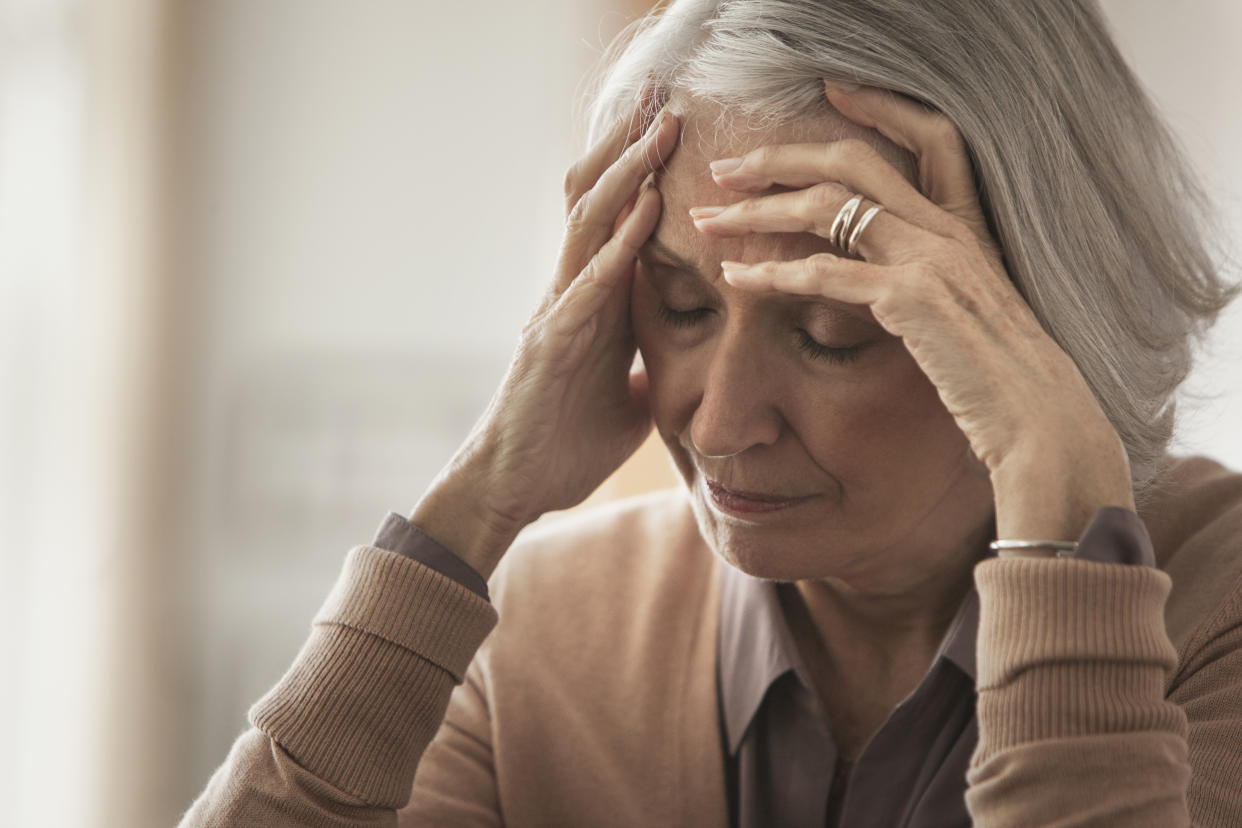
176, 540, 499, 827
964, 507, 1207, 826
372, 511, 490, 601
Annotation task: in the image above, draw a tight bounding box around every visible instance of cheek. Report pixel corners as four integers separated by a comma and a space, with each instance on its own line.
795, 350, 965, 481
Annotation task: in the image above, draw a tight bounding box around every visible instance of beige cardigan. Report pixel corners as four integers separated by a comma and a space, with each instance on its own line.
180, 454, 1242, 826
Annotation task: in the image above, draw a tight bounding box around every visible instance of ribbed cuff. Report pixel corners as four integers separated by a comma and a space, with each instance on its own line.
972, 558, 1182, 761
313, 544, 497, 681
373, 510, 490, 601
249, 545, 499, 807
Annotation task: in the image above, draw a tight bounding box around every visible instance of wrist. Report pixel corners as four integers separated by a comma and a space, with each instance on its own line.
991, 438, 1134, 545
408, 447, 531, 582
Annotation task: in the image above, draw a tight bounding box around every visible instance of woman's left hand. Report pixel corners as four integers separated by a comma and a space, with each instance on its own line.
689, 81, 1135, 544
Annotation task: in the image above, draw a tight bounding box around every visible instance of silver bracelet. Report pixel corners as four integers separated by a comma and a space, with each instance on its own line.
988, 539, 1078, 558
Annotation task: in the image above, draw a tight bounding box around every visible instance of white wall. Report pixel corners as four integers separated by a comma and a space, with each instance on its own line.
0, 4, 95, 824
1099, 0, 1242, 463
179, 0, 628, 799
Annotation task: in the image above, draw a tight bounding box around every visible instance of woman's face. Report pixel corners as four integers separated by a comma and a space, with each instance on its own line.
633, 96, 996, 584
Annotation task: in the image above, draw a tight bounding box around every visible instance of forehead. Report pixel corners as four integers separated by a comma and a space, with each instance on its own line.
649, 93, 919, 273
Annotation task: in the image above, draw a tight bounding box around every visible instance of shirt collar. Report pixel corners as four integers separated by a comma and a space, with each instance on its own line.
717, 555, 989, 756
717, 563, 801, 755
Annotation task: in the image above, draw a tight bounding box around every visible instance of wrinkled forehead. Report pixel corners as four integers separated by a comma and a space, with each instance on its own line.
655, 91, 919, 212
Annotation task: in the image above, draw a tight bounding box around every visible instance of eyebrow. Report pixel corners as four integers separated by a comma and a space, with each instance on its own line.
640, 236, 704, 280
638, 235, 876, 322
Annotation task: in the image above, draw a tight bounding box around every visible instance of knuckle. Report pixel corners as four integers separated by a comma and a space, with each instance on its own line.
517, 308, 552, 353
785, 266, 816, 292
927, 237, 963, 267
565, 190, 593, 229
564, 192, 585, 222
895, 261, 927, 290
942, 217, 975, 245
575, 256, 601, 288
533, 287, 559, 320
807, 252, 837, 276
616, 138, 637, 165
563, 163, 582, 199
808, 183, 841, 210
620, 135, 647, 166
732, 197, 762, 217
835, 138, 877, 165
910, 263, 948, 301
929, 114, 966, 151
749, 145, 779, 167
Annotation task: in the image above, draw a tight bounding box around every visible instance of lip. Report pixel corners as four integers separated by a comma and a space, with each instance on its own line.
704, 478, 816, 516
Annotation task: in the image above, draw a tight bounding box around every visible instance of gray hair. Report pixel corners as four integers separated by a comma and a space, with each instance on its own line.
578, 0, 1239, 506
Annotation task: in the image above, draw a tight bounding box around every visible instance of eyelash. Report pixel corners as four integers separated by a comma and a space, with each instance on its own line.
654, 303, 864, 366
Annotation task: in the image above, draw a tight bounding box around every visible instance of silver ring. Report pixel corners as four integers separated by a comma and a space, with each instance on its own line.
829, 194, 864, 250
846, 205, 885, 257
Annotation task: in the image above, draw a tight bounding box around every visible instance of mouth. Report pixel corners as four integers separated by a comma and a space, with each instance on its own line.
704, 478, 817, 515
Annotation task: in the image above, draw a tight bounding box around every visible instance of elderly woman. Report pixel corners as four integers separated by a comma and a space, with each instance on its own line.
182, 1, 1242, 825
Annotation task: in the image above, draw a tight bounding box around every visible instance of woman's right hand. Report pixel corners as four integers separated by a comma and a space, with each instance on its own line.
411, 92, 680, 577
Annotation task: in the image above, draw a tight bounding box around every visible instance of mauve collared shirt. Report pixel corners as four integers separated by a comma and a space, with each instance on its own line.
373, 504, 1153, 827
718, 557, 982, 828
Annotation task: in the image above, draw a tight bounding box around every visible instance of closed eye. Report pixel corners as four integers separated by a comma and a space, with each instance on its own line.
654, 302, 866, 366
654, 302, 712, 328
794, 330, 865, 365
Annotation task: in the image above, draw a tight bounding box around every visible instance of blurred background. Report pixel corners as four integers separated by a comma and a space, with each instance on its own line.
0, 1, 1238, 825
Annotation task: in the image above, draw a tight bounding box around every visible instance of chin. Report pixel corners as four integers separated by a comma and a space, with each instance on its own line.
684, 483, 839, 582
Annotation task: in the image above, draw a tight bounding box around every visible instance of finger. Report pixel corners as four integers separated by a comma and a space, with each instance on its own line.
564, 79, 667, 217
554, 186, 662, 333
614, 172, 655, 235
720, 253, 886, 308
690, 181, 939, 266
555, 110, 678, 293
565, 114, 643, 218
709, 141, 960, 239
823, 82, 990, 237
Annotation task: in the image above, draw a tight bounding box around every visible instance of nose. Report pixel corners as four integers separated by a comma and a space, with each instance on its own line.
687, 326, 783, 459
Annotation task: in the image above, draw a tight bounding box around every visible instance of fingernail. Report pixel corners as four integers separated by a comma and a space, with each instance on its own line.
689, 206, 725, 220
709, 157, 743, 175
720, 261, 751, 282
826, 80, 861, 94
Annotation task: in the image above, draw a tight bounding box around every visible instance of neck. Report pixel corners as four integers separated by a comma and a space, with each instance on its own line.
786, 513, 992, 689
